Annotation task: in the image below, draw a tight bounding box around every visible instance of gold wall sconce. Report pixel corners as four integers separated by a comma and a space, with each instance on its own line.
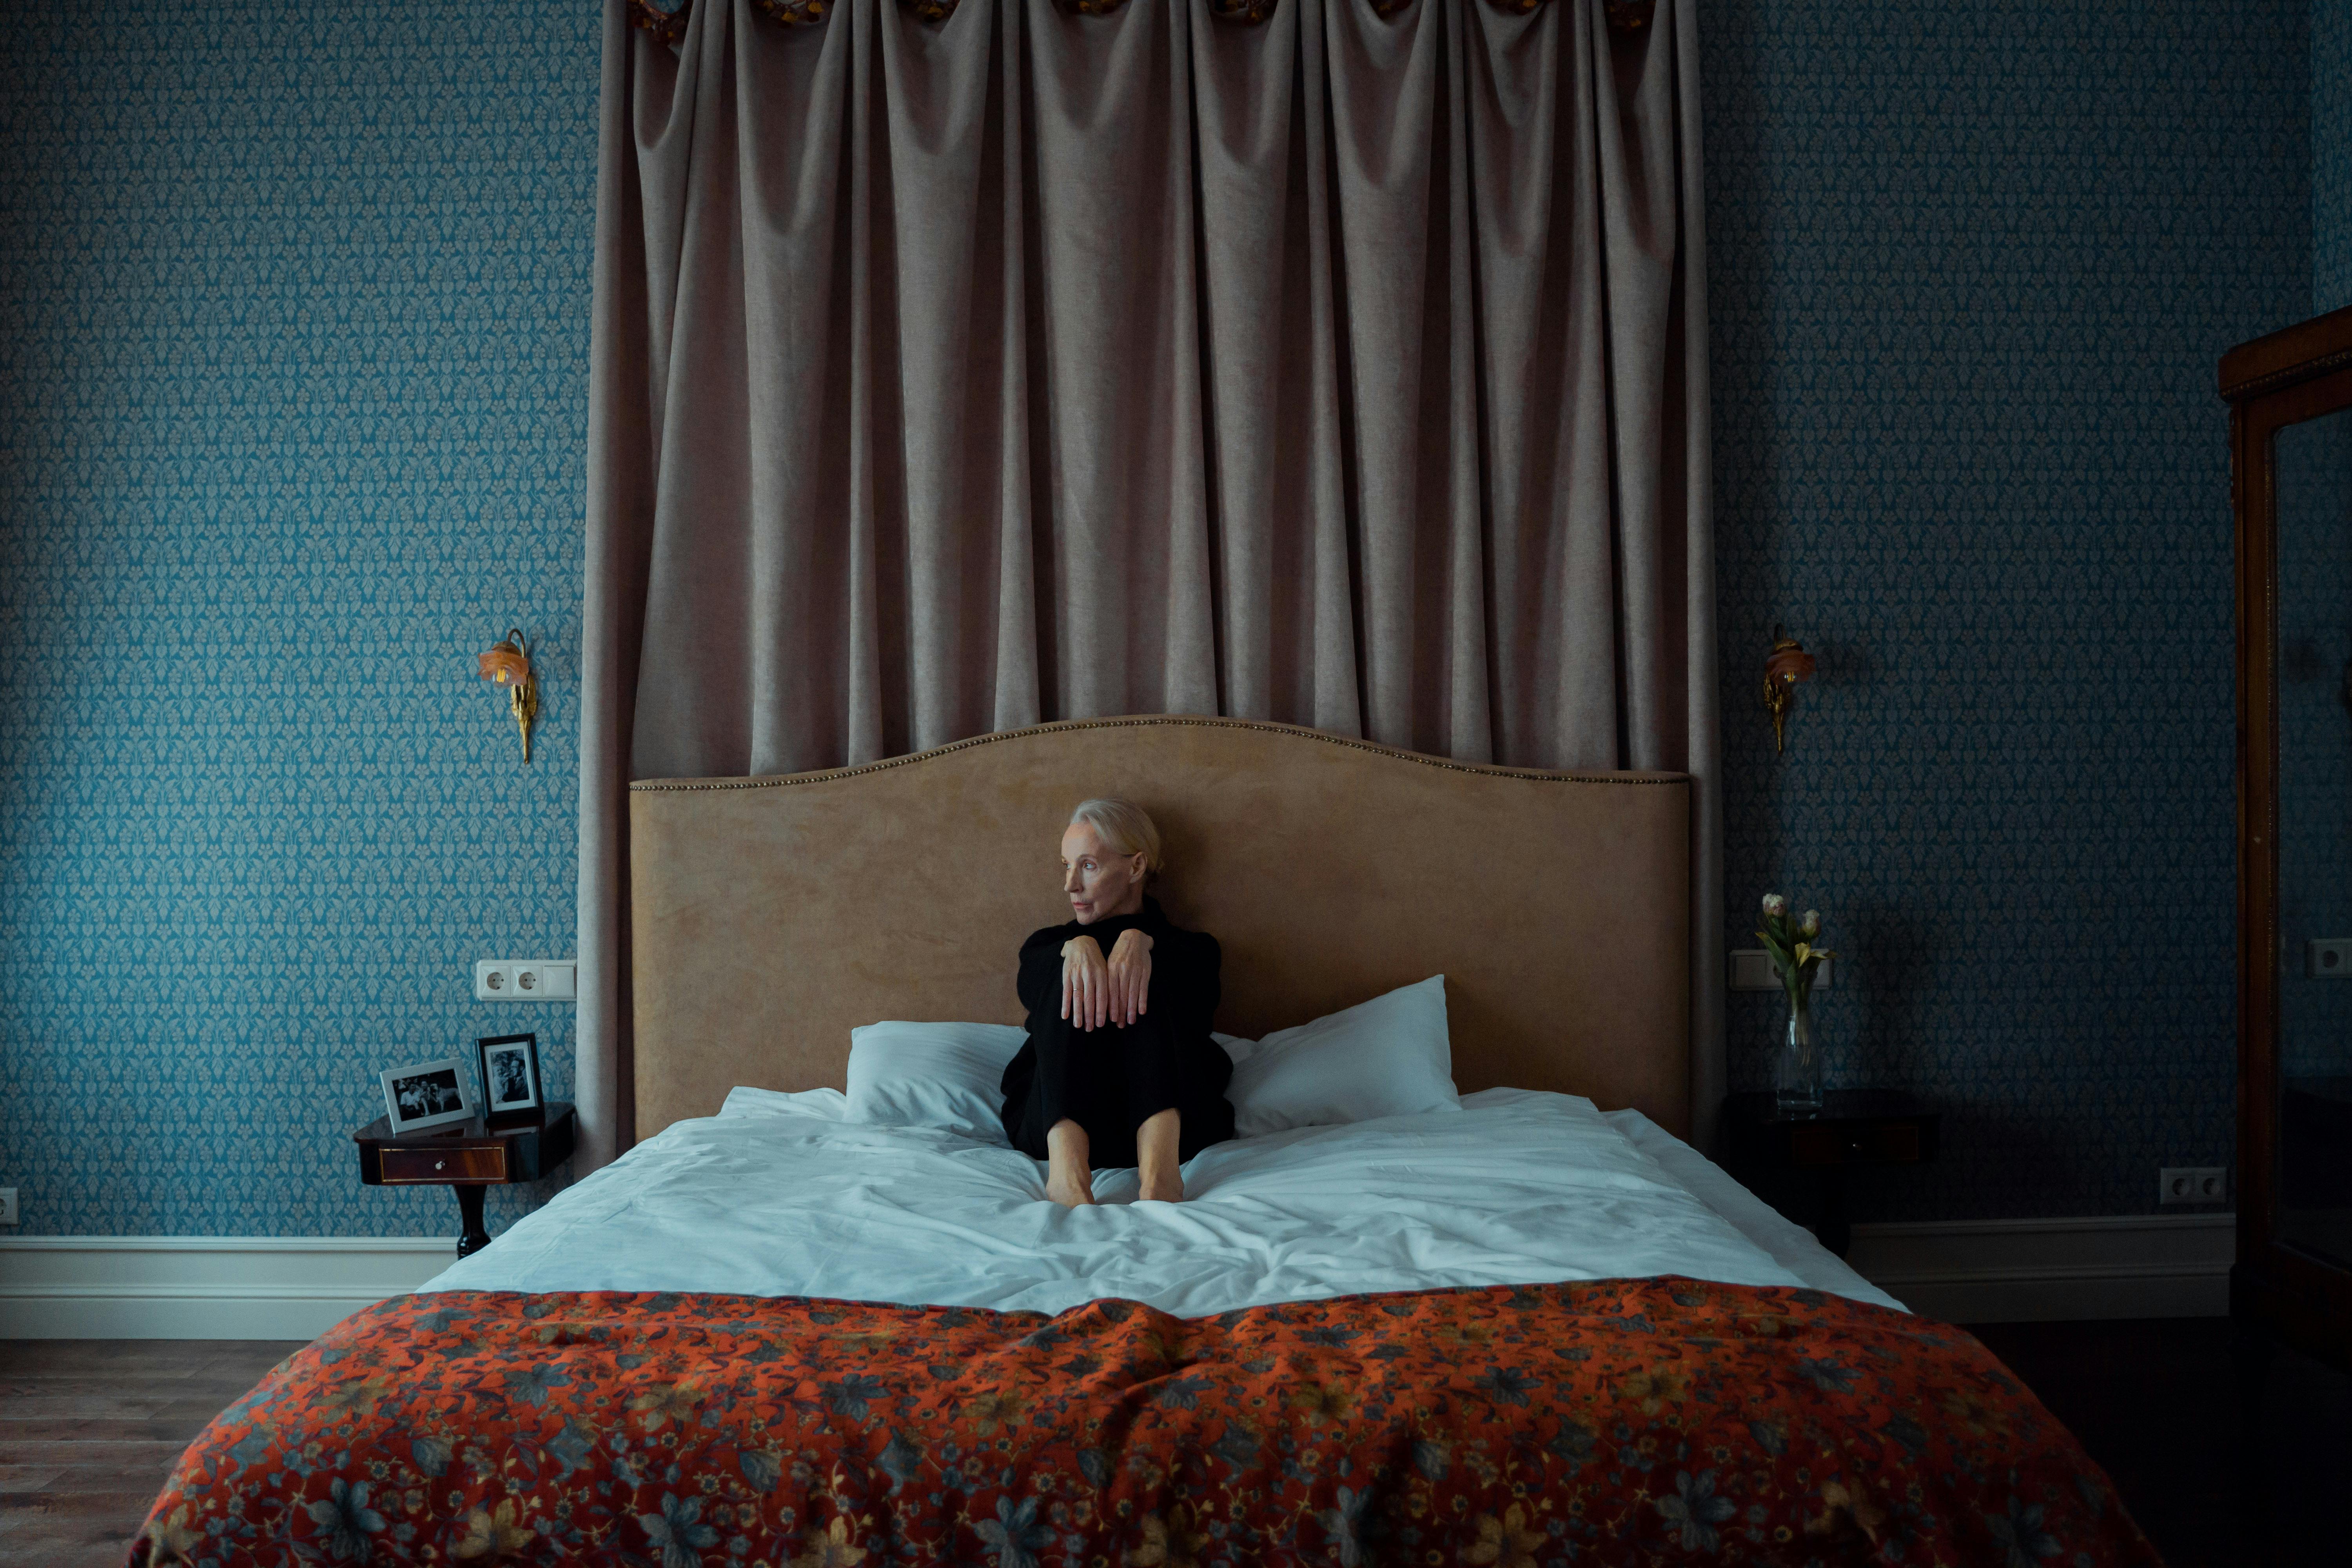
1762, 625, 1816, 756
477, 628, 541, 764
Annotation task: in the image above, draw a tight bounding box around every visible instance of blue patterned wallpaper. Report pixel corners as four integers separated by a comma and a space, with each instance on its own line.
0, 2, 597, 1235
0, 0, 2319, 1237
2322, 0, 2352, 312
1706, 0, 2310, 1219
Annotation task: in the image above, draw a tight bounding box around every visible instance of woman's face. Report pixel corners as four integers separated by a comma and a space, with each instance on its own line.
1062, 822, 1146, 925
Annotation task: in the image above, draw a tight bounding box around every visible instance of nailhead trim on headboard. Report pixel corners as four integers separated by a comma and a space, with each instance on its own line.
630, 715, 1692, 792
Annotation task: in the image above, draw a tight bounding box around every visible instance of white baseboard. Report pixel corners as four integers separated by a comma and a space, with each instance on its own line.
0, 1237, 454, 1340
0, 1216, 2234, 1339
1846, 1213, 2234, 1323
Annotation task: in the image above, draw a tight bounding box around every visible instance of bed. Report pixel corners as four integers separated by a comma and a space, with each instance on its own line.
131, 718, 2161, 1566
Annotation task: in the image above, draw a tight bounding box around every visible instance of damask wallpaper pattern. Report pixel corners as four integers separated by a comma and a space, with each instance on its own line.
2321, 0, 2351, 312
1704, 0, 2308, 1218
0, 1, 597, 1234
0, 0, 2319, 1236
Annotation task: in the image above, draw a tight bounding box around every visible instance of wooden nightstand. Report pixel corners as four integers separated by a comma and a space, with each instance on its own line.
354, 1102, 576, 1256
1722, 1090, 1940, 1258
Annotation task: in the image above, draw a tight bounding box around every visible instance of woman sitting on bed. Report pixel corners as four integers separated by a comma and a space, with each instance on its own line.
999, 798, 1236, 1207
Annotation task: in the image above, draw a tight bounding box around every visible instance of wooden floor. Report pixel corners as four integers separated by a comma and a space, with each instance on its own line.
1969, 1318, 2352, 1568
2, 1322, 2347, 1567
0, 1340, 304, 1568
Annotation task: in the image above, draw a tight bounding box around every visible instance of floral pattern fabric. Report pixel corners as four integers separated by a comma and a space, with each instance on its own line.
132, 1278, 2160, 1567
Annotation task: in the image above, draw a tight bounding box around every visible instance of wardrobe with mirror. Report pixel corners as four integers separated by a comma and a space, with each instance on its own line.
2223, 305, 2352, 1382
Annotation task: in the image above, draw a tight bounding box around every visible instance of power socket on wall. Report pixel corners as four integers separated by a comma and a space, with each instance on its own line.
474, 960, 577, 1003
2159, 1166, 2227, 1206
0, 1188, 18, 1225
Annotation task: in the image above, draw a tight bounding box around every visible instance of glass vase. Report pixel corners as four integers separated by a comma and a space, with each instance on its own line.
1774, 991, 1822, 1114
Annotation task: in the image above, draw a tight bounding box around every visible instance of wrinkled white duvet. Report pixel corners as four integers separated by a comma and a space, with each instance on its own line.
424, 1087, 1901, 1318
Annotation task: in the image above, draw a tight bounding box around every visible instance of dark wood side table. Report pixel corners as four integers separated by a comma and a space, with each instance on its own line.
1722, 1090, 1940, 1258
354, 1102, 576, 1257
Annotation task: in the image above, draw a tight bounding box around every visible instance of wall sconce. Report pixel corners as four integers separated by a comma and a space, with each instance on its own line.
477, 628, 541, 764
1762, 625, 1816, 756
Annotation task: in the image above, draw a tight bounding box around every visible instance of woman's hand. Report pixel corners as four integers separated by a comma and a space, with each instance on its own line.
1062, 936, 1109, 1031
1107, 928, 1154, 1027
1062, 931, 1153, 1029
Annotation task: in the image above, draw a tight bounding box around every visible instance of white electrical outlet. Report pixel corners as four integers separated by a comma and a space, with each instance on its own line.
0, 1188, 18, 1225
475, 960, 578, 1002
2309, 939, 2352, 978
2159, 1166, 2227, 1206
1729, 951, 1834, 991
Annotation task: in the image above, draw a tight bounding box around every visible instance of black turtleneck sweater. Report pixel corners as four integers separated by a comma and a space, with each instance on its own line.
998, 895, 1235, 1163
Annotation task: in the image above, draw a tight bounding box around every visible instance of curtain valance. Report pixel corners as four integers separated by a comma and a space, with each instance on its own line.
624, 0, 1657, 38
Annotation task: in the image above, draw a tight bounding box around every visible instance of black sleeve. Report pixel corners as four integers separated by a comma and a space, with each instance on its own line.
1016, 924, 1071, 1022
1159, 930, 1221, 1040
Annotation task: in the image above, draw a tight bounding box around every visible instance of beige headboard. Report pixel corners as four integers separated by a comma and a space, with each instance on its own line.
630, 717, 1691, 1142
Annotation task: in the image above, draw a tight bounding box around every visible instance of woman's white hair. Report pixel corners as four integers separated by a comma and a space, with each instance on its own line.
1069, 798, 1163, 880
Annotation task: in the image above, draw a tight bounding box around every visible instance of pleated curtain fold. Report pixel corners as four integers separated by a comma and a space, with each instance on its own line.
577, 0, 1721, 1167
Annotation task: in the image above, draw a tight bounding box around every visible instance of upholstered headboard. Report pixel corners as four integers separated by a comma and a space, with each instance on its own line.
629, 717, 1691, 1142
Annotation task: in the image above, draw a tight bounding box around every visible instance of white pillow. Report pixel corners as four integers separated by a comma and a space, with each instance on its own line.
1225, 975, 1461, 1137
845, 1021, 1027, 1142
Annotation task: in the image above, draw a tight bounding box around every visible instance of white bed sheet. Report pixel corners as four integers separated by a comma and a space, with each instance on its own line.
1602, 1107, 1898, 1308
424, 1087, 1902, 1317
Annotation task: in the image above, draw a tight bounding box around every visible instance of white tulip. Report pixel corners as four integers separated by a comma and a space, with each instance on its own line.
1800, 911, 1821, 937
1761, 893, 1787, 917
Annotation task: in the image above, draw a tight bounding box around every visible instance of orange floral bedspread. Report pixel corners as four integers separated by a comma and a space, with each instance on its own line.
131, 1278, 2160, 1567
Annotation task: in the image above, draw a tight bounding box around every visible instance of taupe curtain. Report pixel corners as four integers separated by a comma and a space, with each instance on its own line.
577, 0, 1721, 1169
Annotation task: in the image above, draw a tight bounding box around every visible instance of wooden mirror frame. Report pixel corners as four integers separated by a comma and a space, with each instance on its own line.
2221, 303, 2352, 1379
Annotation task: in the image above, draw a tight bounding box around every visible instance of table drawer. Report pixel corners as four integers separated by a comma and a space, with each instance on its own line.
1788, 1121, 1926, 1168
380, 1145, 506, 1184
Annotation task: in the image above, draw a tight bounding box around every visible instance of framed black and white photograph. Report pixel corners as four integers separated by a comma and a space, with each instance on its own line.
379, 1058, 472, 1134
475, 1032, 543, 1117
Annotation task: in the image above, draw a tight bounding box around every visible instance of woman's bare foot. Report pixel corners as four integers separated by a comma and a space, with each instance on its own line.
1045, 1166, 1098, 1207
1044, 1119, 1096, 1207
1136, 1107, 1183, 1202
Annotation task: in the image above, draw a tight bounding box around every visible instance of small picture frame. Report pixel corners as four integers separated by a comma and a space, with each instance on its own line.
380, 1058, 474, 1134
476, 1032, 543, 1118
